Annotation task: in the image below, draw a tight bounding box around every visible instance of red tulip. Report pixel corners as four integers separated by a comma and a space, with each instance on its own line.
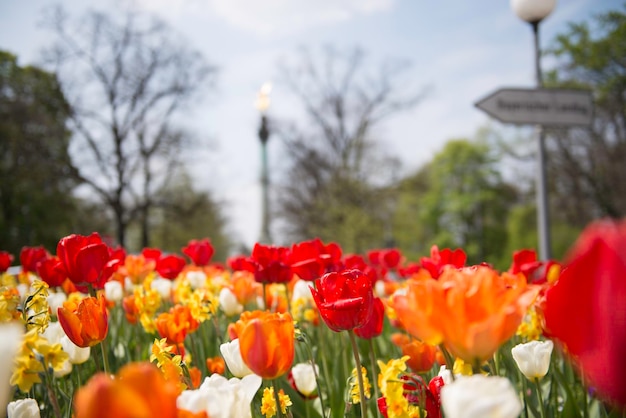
354, 297, 385, 339
20, 246, 49, 274
155, 254, 186, 280
249, 243, 292, 284
182, 238, 214, 266
290, 238, 342, 281
37, 256, 67, 287
544, 219, 626, 407
56, 234, 111, 290
310, 269, 374, 332
0, 251, 13, 273
141, 248, 162, 262
420, 245, 466, 279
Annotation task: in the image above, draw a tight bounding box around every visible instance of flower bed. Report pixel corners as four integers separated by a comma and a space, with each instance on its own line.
1, 221, 625, 418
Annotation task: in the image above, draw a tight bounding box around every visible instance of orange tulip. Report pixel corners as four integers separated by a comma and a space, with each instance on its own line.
206, 356, 226, 375
58, 294, 108, 348
117, 254, 156, 285
392, 265, 539, 365
238, 310, 295, 379
74, 362, 180, 418
391, 333, 439, 373
155, 305, 199, 345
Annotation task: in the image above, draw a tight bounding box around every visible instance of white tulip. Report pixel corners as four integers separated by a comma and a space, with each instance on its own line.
441, 375, 522, 418
220, 339, 254, 378
511, 340, 554, 380
177, 373, 262, 418
151, 277, 173, 301
60, 335, 91, 364
104, 280, 124, 303
219, 288, 243, 316
7, 398, 40, 418
47, 292, 67, 318
41, 321, 64, 344
0, 323, 24, 416
291, 362, 319, 396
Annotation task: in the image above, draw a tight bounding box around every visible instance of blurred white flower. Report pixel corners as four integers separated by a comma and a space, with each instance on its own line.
53, 358, 73, 378
511, 340, 554, 380
219, 287, 243, 316
441, 375, 522, 418
437, 365, 454, 385
41, 321, 64, 344
104, 280, 124, 303
220, 339, 254, 378
1, 323, 25, 415
7, 398, 40, 418
177, 373, 262, 418
60, 335, 90, 365
186, 271, 207, 290
47, 292, 67, 317
291, 280, 314, 302
291, 362, 319, 396
151, 277, 173, 301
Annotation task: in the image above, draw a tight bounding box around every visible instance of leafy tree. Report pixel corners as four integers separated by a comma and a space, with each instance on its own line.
0, 51, 82, 253
274, 46, 424, 252
400, 138, 518, 267
544, 4, 626, 225
145, 171, 231, 262
42, 6, 217, 248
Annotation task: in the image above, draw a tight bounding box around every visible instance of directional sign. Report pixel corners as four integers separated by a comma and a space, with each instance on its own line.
475, 88, 593, 126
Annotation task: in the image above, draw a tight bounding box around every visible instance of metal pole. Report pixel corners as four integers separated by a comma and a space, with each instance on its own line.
532, 21, 552, 260
259, 115, 272, 244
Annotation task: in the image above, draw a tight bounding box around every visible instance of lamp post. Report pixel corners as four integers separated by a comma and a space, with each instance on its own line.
511, 0, 556, 260
255, 83, 273, 244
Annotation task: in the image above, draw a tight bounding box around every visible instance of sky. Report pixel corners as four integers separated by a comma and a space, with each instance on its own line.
0, 0, 621, 250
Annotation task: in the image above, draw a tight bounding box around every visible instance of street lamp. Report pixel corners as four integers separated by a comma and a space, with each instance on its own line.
255, 82, 272, 244
511, 0, 556, 260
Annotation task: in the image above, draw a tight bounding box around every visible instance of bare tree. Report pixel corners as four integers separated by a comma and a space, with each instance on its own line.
41, 6, 216, 248
274, 46, 425, 251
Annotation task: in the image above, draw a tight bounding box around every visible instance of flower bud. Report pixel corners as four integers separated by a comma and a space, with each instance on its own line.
511, 340, 554, 380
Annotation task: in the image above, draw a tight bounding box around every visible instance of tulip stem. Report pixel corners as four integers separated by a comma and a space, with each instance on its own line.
348, 330, 366, 418
100, 339, 110, 375
368, 339, 381, 418
438, 344, 456, 381
273, 379, 285, 418
534, 378, 547, 418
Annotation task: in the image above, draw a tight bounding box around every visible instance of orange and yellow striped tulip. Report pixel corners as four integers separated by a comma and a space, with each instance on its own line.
237, 310, 295, 379
58, 294, 108, 348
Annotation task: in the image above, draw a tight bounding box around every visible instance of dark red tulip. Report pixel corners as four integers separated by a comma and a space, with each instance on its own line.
310, 269, 374, 332
182, 238, 214, 266
544, 219, 626, 408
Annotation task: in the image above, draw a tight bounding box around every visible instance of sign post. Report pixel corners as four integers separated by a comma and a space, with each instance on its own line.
475, 87, 593, 260
475, 88, 593, 126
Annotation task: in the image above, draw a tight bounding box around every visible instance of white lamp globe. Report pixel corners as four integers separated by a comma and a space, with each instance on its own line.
511, 0, 556, 23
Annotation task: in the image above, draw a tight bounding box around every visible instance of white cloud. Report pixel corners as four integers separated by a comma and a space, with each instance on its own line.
211, 0, 394, 35
130, 0, 394, 35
